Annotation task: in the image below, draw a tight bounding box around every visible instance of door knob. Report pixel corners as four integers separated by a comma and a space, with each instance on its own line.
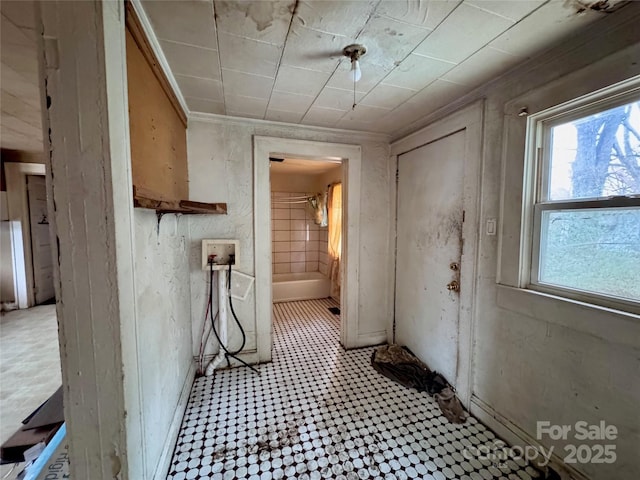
446, 280, 460, 292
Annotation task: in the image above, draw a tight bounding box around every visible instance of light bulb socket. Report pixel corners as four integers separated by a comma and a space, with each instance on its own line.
343, 44, 366, 62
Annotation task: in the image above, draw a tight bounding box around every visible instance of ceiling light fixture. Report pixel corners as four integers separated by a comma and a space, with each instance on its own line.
343, 44, 366, 110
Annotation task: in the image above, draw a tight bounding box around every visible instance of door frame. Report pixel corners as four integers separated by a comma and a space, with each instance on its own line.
390, 100, 484, 407
27, 174, 55, 304
4, 162, 47, 308
254, 136, 361, 361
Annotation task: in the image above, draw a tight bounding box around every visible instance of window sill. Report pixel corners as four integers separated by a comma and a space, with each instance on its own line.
496, 284, 640, 348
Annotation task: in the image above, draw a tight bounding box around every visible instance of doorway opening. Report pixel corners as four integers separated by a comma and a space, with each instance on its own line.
26, 175, 55, 305
269, 156, 344, 338
253, 137, 362, 361
1, 166, 63, 479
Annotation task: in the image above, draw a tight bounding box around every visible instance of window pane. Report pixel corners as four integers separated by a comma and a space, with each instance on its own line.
548, 100, 640, 201
539, 208, 640, 301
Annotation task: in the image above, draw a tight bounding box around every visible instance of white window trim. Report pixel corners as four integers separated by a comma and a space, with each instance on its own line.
521, 78, 640, 314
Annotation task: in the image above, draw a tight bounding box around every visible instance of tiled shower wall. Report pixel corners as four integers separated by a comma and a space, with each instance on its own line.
271, 192, 329, 275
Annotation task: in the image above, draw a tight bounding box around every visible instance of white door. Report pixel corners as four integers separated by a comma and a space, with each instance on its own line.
395, 131, 465, 385
27, 175, 55, 304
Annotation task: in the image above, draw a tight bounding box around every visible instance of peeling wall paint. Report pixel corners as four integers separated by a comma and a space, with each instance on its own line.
187, 119, 392, 358
133, 210, 193, 477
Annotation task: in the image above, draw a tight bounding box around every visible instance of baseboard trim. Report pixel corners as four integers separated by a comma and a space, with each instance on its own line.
354, 330, 388, 348
152, 360, 196, 480
470, 395, 590, 480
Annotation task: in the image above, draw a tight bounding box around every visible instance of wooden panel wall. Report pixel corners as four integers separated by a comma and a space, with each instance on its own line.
126, 21, 188, 201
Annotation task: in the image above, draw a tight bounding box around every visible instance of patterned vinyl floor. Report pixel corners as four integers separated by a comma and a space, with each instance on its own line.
167, 299, 540, 480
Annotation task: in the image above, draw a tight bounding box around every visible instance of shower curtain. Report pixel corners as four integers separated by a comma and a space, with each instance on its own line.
327, 183, 342, 301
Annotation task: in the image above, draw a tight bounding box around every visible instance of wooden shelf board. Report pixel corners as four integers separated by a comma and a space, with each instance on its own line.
133, 187, 227, 215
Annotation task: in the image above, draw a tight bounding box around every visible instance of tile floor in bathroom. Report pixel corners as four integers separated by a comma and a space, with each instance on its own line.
167, 298, 541, 480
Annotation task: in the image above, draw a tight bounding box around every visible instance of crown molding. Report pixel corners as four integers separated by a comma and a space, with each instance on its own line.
189, 111, 391, 143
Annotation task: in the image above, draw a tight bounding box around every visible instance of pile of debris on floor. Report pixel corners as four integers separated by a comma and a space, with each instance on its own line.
371, 344, 467, 424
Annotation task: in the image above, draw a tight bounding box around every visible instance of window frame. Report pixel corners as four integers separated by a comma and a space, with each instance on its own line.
523, 82, 640, 313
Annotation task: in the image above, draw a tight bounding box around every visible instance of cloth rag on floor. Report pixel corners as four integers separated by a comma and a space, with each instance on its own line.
371, 344, 467, 424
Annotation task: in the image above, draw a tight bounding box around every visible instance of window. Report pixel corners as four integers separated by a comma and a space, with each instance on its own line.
527, 89, 640, 307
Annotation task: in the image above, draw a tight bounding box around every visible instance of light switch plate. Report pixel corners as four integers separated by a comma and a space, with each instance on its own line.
486, 219, 497, 236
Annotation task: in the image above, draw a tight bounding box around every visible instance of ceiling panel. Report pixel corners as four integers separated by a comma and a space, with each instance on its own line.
360, 84, 417, 110
222, 69, 275, 98
405, 79, 471, 111
413, 3, 514, 63
381, 53, 455, 91
0, 0, 35, 31
265, 108, 305, 124
185, 97, 225, 115
489, 1, 602, 58
160, 40, 220, 79
214, 0, 294, 44
355, 14, 431, 73
313, 87, 355, 111
141, 0, 218, 49
225, 94, 268, 117
440, 46, 521, 86
217, 32, 282, 77
1, 90, 42, 127
268, 90, 315, 113
273, 64, 331, 96
174, 75, 223, 102
466, 0, 545, 22
370, 102, 430, 132
294, 1, 378, 38
280, 24, 347, 73
1, 1, 42, 152
337, 103, 392, 125
376, 0, 460, 30
302, 106, 346, 128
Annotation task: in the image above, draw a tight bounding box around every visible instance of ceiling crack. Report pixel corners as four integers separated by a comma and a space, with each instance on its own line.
264, 0, 300, 120
212, 0, 227, 115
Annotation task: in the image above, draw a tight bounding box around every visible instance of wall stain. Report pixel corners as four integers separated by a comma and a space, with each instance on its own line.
565, 0, 629, 14
216, 0, 296, 32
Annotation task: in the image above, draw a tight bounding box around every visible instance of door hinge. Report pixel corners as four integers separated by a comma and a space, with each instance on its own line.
395, 168, 399, 182
462, 210, 466, 222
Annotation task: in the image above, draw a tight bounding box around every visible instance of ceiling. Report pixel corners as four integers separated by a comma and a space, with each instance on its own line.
1, 0, 42, 153
140, 0, 622, 136
0, 0, 629, 154
270, 157, 341, 174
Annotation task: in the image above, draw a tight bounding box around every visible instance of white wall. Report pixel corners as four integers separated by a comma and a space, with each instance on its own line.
187, 117, 392, 358
391, 8, 640, 480
133, 210, 193, 478
0, 220, 15, 303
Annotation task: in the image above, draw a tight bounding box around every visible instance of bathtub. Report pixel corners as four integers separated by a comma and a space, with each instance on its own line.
272, 272, 330, 303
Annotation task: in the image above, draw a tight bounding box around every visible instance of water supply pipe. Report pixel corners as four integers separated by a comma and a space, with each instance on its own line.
205, 269, 227, 375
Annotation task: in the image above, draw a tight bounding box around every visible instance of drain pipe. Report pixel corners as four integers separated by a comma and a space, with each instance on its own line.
206, 269, 228, 375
